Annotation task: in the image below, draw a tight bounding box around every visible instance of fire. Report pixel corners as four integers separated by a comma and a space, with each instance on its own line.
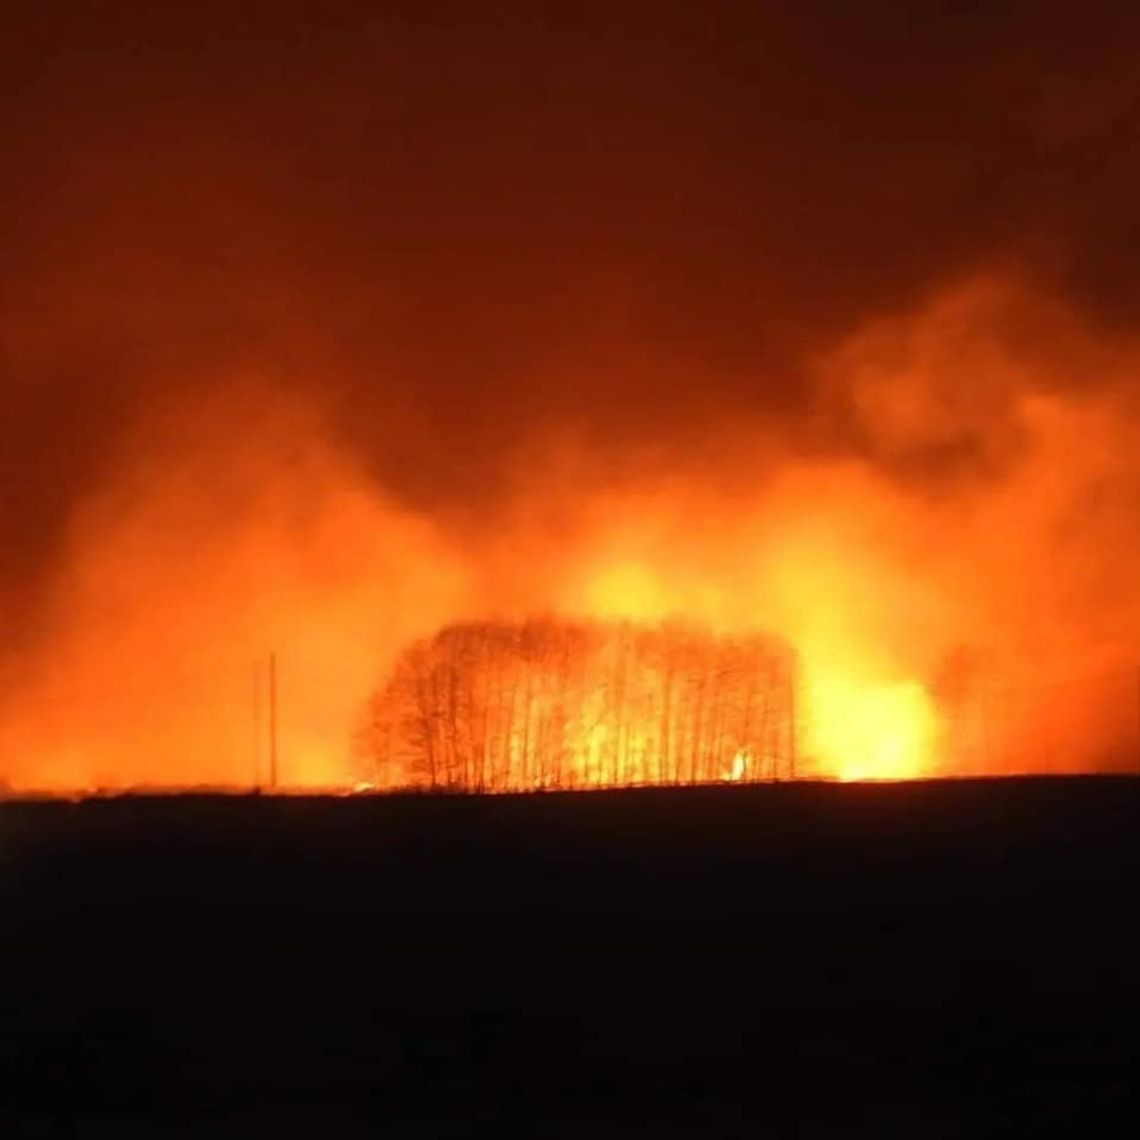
727, 749, 748, 781
805, 672, 939, 781
358, 619, 797, 792
558, 496, 948, 784
755, 519, 945, 782
354, 605, 948, 791
3, 276, 1138, 794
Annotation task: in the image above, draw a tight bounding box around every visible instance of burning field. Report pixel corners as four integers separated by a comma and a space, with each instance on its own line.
3, 7, 1140, 794
2, 275, 1140, 794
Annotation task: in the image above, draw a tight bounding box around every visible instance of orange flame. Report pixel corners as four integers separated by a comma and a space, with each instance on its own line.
806, 674, 939, 781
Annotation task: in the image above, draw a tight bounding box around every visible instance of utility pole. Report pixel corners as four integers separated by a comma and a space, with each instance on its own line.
269, 651, 279, 791
787, 651, 798, 782
1135, 664, 1140, 775
253, 659, 262, 791
980, 682, 991, 773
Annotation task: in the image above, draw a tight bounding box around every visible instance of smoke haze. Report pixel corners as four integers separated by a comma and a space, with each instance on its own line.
3, 4, 1139, 786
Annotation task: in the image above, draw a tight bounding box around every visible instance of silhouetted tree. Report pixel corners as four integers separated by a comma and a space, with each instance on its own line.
357, 618, 797, 791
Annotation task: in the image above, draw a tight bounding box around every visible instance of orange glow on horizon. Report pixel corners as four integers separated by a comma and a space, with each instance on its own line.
2, 274, 1138, 795
807, 674, 940, 782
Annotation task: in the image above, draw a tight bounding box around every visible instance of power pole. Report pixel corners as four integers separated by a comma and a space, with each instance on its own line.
1135, 664, 1140, 774
269, 651, 278, 791
980, 682, 991, 773
787, 651, 798, 781
253, 659, 262, 791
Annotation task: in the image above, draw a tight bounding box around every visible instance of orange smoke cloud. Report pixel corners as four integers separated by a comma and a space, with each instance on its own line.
0, 390, 469, 791
2, 272, 1138, 792
543, 273, 1140, 779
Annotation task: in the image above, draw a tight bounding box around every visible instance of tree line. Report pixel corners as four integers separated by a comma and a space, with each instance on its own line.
357, 617, 798, 792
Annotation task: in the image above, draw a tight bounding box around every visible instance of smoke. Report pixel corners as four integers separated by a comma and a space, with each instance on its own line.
3, 7, 1140, 787
1, 270, 1139, 788
550, 273, 1140, 775
0, 388, 468, 789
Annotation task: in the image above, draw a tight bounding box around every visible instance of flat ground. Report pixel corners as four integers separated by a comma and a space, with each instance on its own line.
1, 778, 1138, 1135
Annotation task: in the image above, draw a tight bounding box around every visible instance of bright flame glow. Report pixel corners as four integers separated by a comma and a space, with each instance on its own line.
805, 673, 939, 781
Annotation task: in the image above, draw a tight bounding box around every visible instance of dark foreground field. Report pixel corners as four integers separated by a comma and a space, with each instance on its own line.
2, 778, 1139, 1136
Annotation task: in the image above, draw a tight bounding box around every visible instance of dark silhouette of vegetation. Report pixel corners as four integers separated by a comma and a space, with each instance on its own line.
358, 618, 797, 791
